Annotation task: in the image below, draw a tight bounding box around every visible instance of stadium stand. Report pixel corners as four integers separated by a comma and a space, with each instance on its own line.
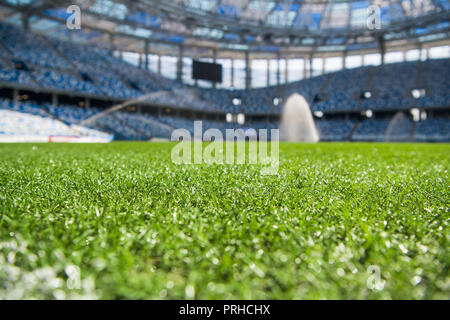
352, 118, 392, 141
314, 67, 372, 112
361, 61, 419, 110
0, 21, 448, 142
415, 116, 450, 142
316, 119, 356, 141
0, 98, 112, 142
418, 59, 450, 108
0, 22, 67, 69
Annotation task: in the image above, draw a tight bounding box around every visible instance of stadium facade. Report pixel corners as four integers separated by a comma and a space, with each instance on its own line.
0, 0, 448, 142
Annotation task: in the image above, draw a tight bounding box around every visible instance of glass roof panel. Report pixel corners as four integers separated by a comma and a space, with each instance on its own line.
89, 0, 128, 20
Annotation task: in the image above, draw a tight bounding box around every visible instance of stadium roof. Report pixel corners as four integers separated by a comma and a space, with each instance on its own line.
0, 0, 449, 54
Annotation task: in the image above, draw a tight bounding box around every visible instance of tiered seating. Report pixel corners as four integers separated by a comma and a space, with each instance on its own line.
0, 22, 448, 142
157, 115, 279, 139
157, 116, 195, 134
244, 120, 278, 131
48, 104, 142, 140
0, 48, 37, 87
0, 67, 36, 87
46, 104, 99, 124
0, 22, 67, 69
242, 87, 278, 114
0, 98, 50, 118
100, 54, 160, 93
33, 69, 101, 95
278, 74, 328, 112
0, 98, 110, 140
199, 86, 277, 114
0, 22, 104, 95
94, 114, 148, 140
0, 109, 77, 137
384, 115, 414, 141
415, 117, 450, 141
47, 103, 173, 139
171, 88, 213, 111
50, 39, 140, 99
418, 59, 450, 108
197, 89, 241, 113
114, 112, 172, 138
352, 119, 391, 141
315, 119, 356, 141
314, 68, 371, 111
362, 61, 419, 110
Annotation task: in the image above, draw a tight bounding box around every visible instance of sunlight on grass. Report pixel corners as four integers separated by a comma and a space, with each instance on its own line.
0, 142, 448, 299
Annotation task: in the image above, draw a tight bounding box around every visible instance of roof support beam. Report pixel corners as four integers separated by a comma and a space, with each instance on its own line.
177, 44, 183, 82
144, 40, 149, 70
245, 51, 251, 89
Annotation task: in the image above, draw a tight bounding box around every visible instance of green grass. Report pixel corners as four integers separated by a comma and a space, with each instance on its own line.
0, 142, 448, 299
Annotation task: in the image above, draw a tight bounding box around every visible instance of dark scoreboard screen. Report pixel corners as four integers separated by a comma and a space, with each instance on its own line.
192, 60, 223, 83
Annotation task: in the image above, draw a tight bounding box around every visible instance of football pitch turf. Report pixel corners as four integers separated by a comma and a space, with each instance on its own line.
0, 142, 448, 299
